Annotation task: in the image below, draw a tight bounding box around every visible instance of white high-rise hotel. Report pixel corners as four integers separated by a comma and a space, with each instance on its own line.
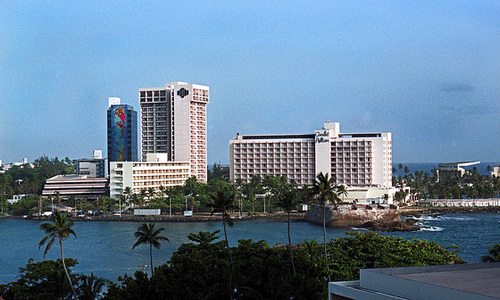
140, 82, 210, 183
230, 122, 392, 188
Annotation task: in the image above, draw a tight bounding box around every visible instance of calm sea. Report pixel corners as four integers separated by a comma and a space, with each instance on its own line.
0, 214, 499, 284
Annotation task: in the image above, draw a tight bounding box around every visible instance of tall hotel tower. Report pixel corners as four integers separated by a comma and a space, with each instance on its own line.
139, 82, 209, 183
107, 97, 138, 162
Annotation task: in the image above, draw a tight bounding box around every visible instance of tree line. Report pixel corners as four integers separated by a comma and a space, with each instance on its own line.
393, 164, 500, 204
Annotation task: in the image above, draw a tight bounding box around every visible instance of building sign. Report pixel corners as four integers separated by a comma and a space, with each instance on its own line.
177, 88, 189, 98
315, 130, 329, 143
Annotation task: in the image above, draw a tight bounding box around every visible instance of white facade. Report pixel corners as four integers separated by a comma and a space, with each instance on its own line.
93, 150, 103, 159
109, 153, 190, 199
7, 194, 27, 204
0, 158, 30, 173
492, 166, 500, 177
230, 122, 392, 188
420, 198, 500, 207
230, 134, 316, 185
139, 82, 209, 183
343, 186, 398, 204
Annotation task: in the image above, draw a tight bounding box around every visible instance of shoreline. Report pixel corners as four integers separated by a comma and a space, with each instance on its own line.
19, 212, 307, 223
401, 206, 500, 215
6, 206, 498, 224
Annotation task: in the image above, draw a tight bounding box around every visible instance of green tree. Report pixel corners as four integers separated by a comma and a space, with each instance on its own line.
275, 184, 300, 276
147, 187, 156, 201
312, 175, 335, 244
10, 195, 38, 216
38, 210, 78, 299
327, 231, 461, 281
208, 163, 229, 181
382, 193, 389, 204
132, 223, 170, 276
123, 186, 132, 205
481, 242, 500, 262
336, 184, 348, 203
183, 176, 199, 196
394, 190, 408, 206
78, 273, 107, 300
0, 258, 78, 300
208, 189, 236, 267
104, 231, 460, 300
312, 172, 340, 281
138, 190, 147, 208
187, 230, 221, 247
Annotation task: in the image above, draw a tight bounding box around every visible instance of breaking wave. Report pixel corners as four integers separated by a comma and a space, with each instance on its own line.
420, 226, 444, 232
441, 216, 475, 221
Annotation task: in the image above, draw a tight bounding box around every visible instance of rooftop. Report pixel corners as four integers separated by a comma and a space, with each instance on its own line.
438, 161, 481, 168
330, 263, 500, 300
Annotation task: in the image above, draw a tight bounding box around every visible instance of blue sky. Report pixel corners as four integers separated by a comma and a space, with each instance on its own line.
0, 1, 498, 165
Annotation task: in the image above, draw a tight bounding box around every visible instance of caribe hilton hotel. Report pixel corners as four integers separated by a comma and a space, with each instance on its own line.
230, 122, 392, 188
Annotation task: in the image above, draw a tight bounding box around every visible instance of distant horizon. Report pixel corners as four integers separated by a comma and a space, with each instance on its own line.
1, 1, 498, 164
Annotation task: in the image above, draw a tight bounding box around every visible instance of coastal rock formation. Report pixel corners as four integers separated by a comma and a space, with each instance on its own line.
361, 219, 420, 232
305, 204, 411, 230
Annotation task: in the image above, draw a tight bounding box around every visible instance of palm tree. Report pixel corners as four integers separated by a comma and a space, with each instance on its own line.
132, 223, 170, 276
187, 230, 221, 247
183, 176, 199, 196
38, 210, 78, 299
147, 187, 156, 201
382, 193, 389, 204
311, 172, 339, 282
118, 195, 126, 215
139, 189, 147, 207
123, 186, 132, 205
54, 191, 62, 209
275, 185, 300, 276
208, 189, 236, 266
78, 273, 106, 300
481, 242, 500, 262
336, 184, 348, 204
130, 193, 139, 208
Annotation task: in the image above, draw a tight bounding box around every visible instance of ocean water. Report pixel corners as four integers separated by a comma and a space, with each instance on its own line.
1, 214, 498, 285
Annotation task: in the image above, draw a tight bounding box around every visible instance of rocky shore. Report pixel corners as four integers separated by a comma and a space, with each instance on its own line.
361, 218, 420, 232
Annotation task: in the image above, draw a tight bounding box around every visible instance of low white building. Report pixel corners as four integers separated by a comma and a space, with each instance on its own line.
491, 166, 500, 177
7, 194, 27, 204
0, 158, 31, 173
420, 198, 500, 207
436, 161, 480, 182
109, 153, 190, 199
342, 186, 398, 205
